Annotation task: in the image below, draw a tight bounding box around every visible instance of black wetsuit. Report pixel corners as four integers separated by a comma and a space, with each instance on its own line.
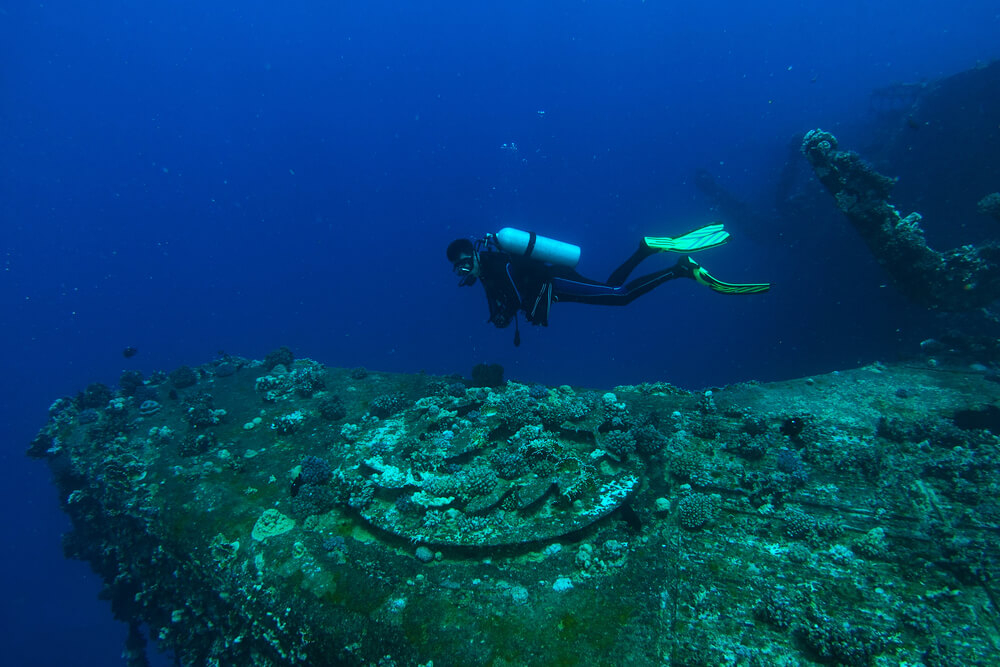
477, 242, 690, 330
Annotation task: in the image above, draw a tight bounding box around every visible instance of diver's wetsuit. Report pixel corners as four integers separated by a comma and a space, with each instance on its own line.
477, 242, 690, 329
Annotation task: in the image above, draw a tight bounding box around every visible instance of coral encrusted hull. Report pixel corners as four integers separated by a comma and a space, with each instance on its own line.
29, 356, 1000, 665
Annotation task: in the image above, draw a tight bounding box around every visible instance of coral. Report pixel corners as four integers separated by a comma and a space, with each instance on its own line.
169, 366, 198, 389
147, 370, 167, 385
601, 392, 632, 430
271, 410, 305, 435
552, 577, 574, 592
48, 397, 73, 418
84, 407, 129, 445
330, 468, 376, 509
490, 449, 527, 479
208, 534, 240, 566
601, 429, 636, 459
430, 466, 499, 503
741, 414, 769, 436
511, 427, 560, 463
776, 448, 809, 484
838, 441, 886, 482
366, 457, 412, 488
78, 408, 99, 424
255, 361, 327, 402
291, 484, 336, 518
754, 589, 795, 630
928, 524, 999, 585
183, 393, 225, 429
178, 433, 216, 457
138, 400, 161, 416
443, 382, 467, 398
340, 423, 361, 441
322, 536, 345, 553
148, 426, 173, 443
299, 456, 333, 485
263, 346, 294, 371
678, 493, 716, 530
726, 433, 768, 460
740, 471, 798, 507
631, 424, 668, 455
783, 507, 816, 540
528, 384, 549, 400
213, 361, 238, 378
347, 481, 375, 509
251, 509, 295, 541
978, 192, 1000, 221
487, 387, 540, 432
875, 416, 928, 443
670, 452, 713, 487
852, 527, 890, 560
76, 382, 112, 410
254, 374, 284, 401
538, 394, 591, 426
793, 609, 885, 666
290, 366, 325, 397
318, 395, 347, 421
690, 413, 724, 440
118, 370, 145, 397
462, 466, 499, 499
369, 392, 405, 418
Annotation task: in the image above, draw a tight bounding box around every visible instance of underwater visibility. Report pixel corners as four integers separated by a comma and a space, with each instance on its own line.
29, 81, 1000, 660
12, 3, 1000, 666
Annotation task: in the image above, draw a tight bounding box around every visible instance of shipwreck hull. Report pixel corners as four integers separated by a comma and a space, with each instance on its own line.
30, 356, 1000, 665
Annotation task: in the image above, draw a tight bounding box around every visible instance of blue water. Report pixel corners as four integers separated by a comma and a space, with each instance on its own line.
2, 1, 997, 664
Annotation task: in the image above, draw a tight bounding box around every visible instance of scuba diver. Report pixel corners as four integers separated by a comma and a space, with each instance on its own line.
446, 224, 770, 345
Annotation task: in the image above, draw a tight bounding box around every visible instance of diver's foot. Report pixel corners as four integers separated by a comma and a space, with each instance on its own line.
674, 255, 699, 279
681, 257, 771, 294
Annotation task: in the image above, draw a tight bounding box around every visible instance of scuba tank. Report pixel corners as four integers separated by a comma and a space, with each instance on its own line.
493, 227, 581, 268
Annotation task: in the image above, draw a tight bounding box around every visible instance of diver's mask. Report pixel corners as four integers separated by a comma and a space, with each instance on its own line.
447, 237, 481, 287
453, 255, 477, 286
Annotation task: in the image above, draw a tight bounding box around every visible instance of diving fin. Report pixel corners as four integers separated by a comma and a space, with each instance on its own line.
683, 257, 770, 295
644, 223, 730, 253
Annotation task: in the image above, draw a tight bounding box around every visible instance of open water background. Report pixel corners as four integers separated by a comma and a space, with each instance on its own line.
2, 2, 998, 663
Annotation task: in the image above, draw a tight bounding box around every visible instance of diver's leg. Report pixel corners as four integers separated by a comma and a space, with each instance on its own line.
559, 256, 769, 305
605, 222, 731, 286
556, 262, 688, 306
606, 243, 659, 286
613, 264, 691, 303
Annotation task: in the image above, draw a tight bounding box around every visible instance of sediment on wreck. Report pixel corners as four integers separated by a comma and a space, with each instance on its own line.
29, 354, 1000, 665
